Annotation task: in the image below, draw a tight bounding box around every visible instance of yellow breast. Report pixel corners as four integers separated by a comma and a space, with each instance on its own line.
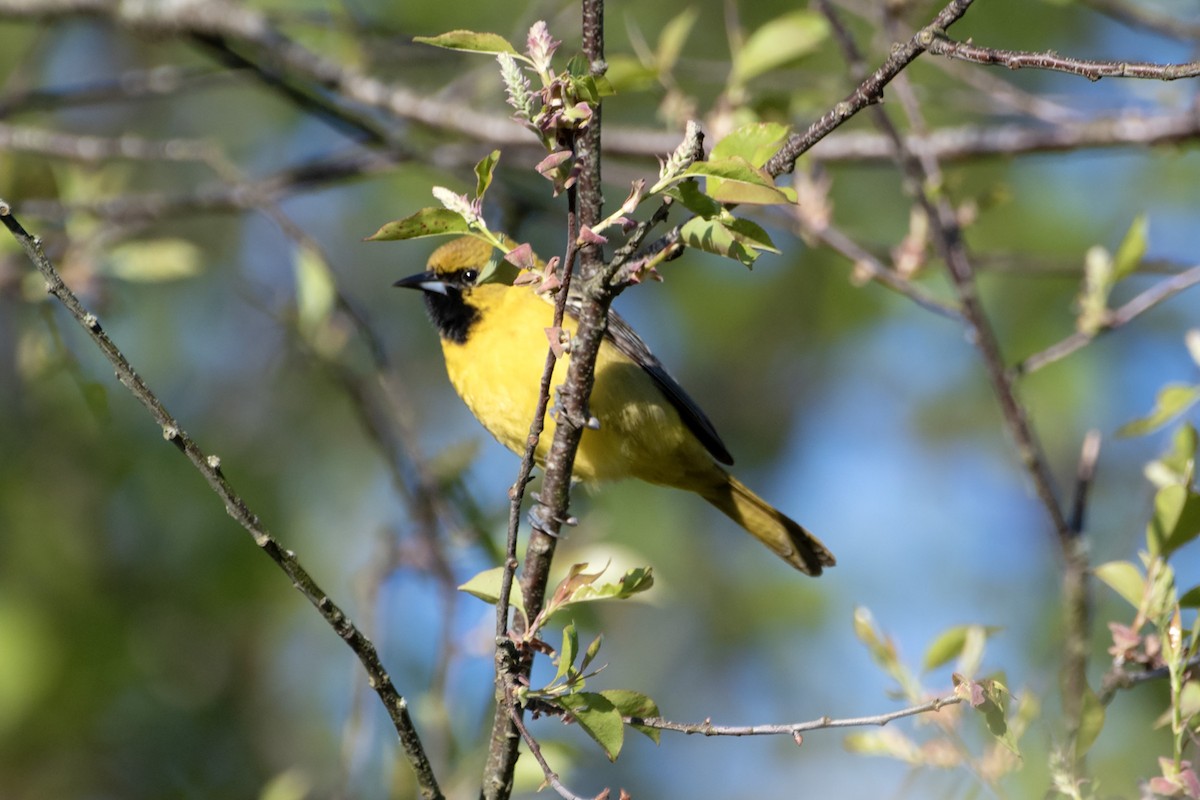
440, 284, 712, 485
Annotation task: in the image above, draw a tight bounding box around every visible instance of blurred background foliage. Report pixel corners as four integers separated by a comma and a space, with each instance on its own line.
0, 0, 1198, 798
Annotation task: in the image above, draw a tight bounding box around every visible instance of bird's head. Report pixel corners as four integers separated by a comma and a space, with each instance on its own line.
394, 236, 523, 344
393, 236, 521, 297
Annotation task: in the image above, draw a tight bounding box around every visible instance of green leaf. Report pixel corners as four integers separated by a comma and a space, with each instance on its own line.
725, 217, 779, 253
475, 150, 501, 200
922, 624, 1001, 673
1112, 213, 1148, 282
580, 633, 603, 674
561, 565, 655, 606
710, 122, 791, 168
293, 243, 335, 335
603, 55, 658, 93
1146, 423, 1199, 488
600, 689, 661, 744
680, 217, 757, 267
656, 8, 699, 72
458, 567, 524, 615
1117, 383, 1200, 438
557, 692, 624, 760
681, 157, 795, 205
1147, 483, 1200, 558
843, 730, 921, 762
1094, 560, 1145, 608
555, 622, 579, 684
1075, 685, 1106, 757
103, 238, 202, 282
962, 677, 1018, 756
666, 181, 722, 218
731, 11, 831, 86
680, 214, 779, 268
365, 208, 469, 241
1179, 584, 1200, 608
853, 606, 900, 675
413, 30, 518, 55
1076, 245, 1113, 336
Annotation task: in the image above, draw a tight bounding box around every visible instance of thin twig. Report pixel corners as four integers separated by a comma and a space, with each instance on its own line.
1099, 654, 1200, 706
509, 706, 600, 800
1014, 262, 1200, 376
928, 35, 1200, 81
0, 198, 444, 800
630, 694, 962, 737
765, 0, 977, 176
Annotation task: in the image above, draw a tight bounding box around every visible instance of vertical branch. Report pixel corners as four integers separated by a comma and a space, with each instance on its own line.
816, 0, 1090, 771
1062, 430, 1100, 762
480, 3, 607, 798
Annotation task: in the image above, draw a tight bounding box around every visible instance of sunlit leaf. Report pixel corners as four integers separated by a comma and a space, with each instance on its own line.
1147, 483, 1200, 558
843, 729, 921, 762
580, 633, 603, 674
600, 689, 661, 744
365, 208, 470, 241
1112, 213, 1148, 282
555, 622, 579, 684
557, 692, 624, 760
1145, 424, 1199, 488
293, 244, 336, 334
656, 8, 698, 72
922, 624, 1001, 672
413, 30, 518, 55
680, 216, 756, 267
1187, 329, 1200, 368
710, 122, 791, 168
731, 11, 830, 86
458, 567, 524, 616
1094, 560, 1145, 608
681, 157, 795, 205
475, 150, 501, 199
103, 238, 202, 282
1076, 245, 1112, 336
666, 181, 722, 218
604, 55, 658, 92
1118, 383, 1200, 438
563, 566, 655, 604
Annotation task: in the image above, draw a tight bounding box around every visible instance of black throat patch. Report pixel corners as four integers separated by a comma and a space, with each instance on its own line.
423, 289, 478, 345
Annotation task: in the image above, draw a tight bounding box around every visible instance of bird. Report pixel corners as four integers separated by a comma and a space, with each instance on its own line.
394, 236, 835, 575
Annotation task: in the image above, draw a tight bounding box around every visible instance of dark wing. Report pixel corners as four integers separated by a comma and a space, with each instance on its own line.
566, 297, 733, 465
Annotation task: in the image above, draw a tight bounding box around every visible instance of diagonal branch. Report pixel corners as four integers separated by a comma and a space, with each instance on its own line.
0, 198, 445, 800
765, 0, 977, 177
1014, 262, 1200, 376
927, 35, 1200, 81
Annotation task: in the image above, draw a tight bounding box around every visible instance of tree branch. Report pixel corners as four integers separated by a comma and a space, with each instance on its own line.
629, 694, 962, 737
1013, 262, 1200, 376
927, 35, 1200, 81
765, 0, 977, 176
0, 198, 445, 800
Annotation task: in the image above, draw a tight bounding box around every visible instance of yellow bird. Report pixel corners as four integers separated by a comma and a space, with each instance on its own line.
395, 236, 835, 575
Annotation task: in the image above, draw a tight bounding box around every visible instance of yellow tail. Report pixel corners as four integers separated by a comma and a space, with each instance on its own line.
700, 472, 835, 575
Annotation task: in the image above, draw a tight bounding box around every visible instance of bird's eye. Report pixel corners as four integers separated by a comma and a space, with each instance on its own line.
461, 268, 479, 284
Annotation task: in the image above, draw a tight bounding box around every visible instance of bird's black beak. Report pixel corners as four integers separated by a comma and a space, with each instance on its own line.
393, 270, 449, 295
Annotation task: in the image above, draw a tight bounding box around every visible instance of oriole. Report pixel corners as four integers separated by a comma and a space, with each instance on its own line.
395, 236, 835, 575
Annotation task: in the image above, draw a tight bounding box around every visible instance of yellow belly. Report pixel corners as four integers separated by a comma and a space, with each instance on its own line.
440, 285, 715, 486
